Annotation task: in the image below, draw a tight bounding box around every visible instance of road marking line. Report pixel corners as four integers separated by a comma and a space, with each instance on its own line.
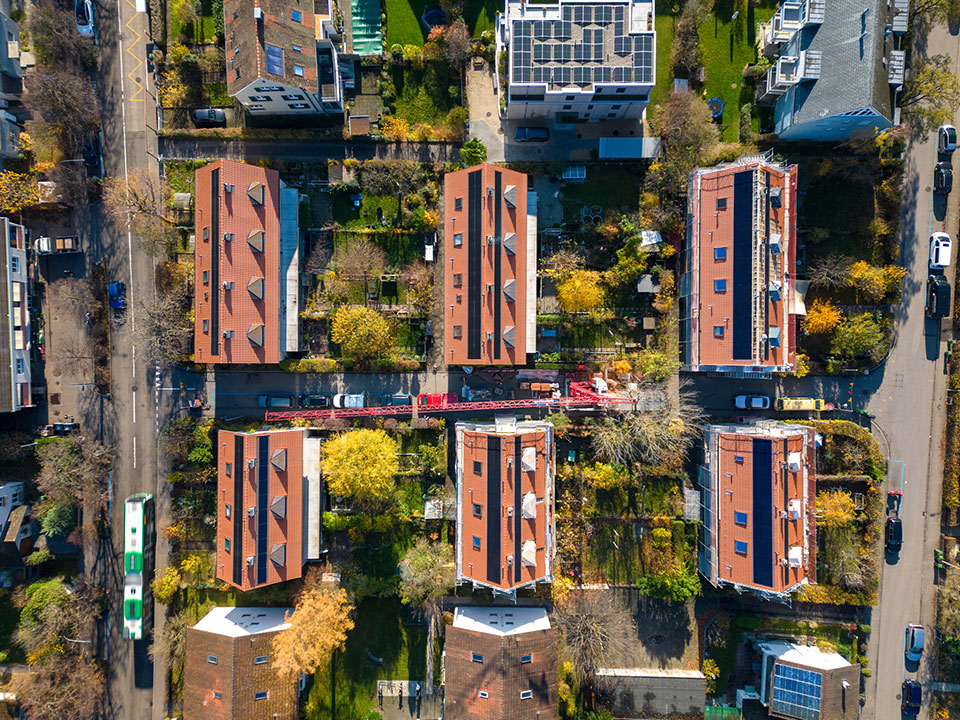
132, 389, 136, 424
124, 14, 144, 102
133, 435, 137, 468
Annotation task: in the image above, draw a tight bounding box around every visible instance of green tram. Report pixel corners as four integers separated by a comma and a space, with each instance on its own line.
122, 493, 155, 640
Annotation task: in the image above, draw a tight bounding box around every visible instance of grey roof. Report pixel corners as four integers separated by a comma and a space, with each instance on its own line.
787, 0, 894, 125
0, 11, 22, 88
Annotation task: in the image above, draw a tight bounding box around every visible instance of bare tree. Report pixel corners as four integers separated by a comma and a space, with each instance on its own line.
938, 571, 960, 637
821, 526, 872, 591
399, 538, 455, 616
29, 0, 97, 70
331, 238, 387, 301
15, 575, 104, 656
12, 655, 104, 720
26, 69, 100, 153
441, 20, 472, 67
401, 261, 434, 316
36, 436, 111, 509
136, 292, 194, 366
554, 590, 633, 683
149, 611, 188, 677
102, 170, 176, 255
592, 381, 705, 467
807, 253, 854, 289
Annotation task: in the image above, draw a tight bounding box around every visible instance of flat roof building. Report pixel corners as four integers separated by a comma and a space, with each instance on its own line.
595, 668, 707, 718
498, 0, 656, 122
757, 640, 860, 720
454, 418, 555, 595
194, 159, 301, 365
681, 155, 799, 376
0, 217, 31, 412
698, 420, 816, 601
444, 606, 557, 720
443, 163, 537, 366
223, 0, 344, 116
184, 606, 298, 720
215, 429, 322, 591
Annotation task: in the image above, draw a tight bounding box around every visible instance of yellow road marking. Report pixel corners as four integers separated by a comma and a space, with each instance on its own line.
125, 13, 144, 102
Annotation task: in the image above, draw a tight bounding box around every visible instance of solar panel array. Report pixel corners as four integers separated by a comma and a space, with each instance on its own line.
771, 664, 822, 720
511, 3, 653, 90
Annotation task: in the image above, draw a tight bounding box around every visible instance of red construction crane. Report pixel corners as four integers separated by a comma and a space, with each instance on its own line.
263, 381, 635, 422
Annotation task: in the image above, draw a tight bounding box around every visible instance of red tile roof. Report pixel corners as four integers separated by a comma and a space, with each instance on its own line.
224, 0, 319, 95
455, 420, 555, 593
444, 607, 558, 720
195, 160, 283, 365
685, 158, 798, 372
443, 163, 533, 366
702, 422, 816, 596
216, 429, 311, 591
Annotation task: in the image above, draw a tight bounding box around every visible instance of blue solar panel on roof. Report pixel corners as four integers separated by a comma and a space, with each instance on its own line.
772, 665, 823, 720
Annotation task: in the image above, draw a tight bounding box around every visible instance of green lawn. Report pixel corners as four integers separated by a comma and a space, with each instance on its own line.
390, 63, 459, 125
464, 0, 499, 37
164, 159, 207, 198
699, 0, 777, 141
385, 0, 427, 47
332, 192, 402, 230
305, 597, 427, 720
649, 10, 676, 119
585, 520, 644, 584
168, 0, 219, 44
561, 164, 643, 222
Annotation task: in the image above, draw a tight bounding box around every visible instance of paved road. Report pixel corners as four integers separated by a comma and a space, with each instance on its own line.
864, 23, 959, 719
91, 0, 178, 718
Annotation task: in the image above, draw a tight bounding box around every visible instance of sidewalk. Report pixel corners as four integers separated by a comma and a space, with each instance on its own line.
376, 681, 443, 720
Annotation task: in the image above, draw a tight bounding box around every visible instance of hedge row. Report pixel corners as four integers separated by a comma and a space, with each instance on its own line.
278, 356, 422, 373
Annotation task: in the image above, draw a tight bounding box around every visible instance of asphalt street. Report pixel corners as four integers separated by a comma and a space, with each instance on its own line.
90, 0, 180, 718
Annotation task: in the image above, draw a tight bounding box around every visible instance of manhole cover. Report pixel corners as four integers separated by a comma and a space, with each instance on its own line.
925, 186, 932, 192
486, 111, 491, 117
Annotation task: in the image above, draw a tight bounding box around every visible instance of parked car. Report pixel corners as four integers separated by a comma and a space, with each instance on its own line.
75, 0, 95, 37
257, 394, 294, 409
297, 394, 331, 408
417, 392, 458, 408
939, 124, 957, 154
734, 395, 770, 410
35, 236, 81, 255
901, 679, 922, 716
905, 624, 925, 662
885, 516, 902, 551
333, 393, 364, 408
193, 108, 226, 127
514, 126, 550, 143
929, 232, 952, 270
382, 393, 412, 406
927, 274, 951, 318
108, 281, 126, 310
935, 162, 953, 194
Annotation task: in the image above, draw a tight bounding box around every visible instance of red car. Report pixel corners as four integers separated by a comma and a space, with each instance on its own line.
416, 392, 458, 408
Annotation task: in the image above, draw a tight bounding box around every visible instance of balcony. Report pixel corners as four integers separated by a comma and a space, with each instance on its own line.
888, 50, 906, 87
759, 0, 824, 49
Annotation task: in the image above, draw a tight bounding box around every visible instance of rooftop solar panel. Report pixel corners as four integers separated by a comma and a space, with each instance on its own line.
771, 664, 822, 720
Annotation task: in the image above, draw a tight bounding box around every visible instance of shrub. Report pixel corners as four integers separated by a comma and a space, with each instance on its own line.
280, 357, 338, 373
651, 527, 671, 549
152, 566, 182, 604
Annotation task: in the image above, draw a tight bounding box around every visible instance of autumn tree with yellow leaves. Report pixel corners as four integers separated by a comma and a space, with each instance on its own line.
0, 171, 40, 214
557, 269, 604, 313
803, 299, 842, 335
380, 116, 411, 142
272, 588, 354, 680
321, 428, 399, 503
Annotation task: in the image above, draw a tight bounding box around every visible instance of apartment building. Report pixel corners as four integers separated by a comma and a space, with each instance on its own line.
184, 606, 298, 720
0, 217, 30, 411
215, 429, 322, 591
698, 420, 817, 601
444, 606, 557, 720
443, 163, 537, 366
454, 418, 555, 595
194, 159, 301, 365
756, 0, 905, 141
224, 0, 344, 116
498, 0, 656, 122
680, 155, 799, 376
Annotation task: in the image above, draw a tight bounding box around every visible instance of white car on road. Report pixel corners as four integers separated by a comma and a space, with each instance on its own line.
939, 124, 957, 154
734, 395, 771, 410
930, 232, 952, 270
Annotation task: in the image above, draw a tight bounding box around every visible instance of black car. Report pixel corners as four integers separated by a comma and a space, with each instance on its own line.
885, 516, 903, 551
935, 162, 953, 194
297, 394, 331, 408
927, 274, 951, 317
514, 126, 550, 143
902, 679, 922, 716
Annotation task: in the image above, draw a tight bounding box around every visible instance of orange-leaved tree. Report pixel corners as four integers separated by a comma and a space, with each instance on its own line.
272, 588, 354, 679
